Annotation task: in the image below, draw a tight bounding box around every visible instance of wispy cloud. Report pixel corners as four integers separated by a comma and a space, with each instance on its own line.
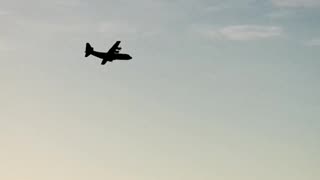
271, 0, 320, 8
305, 38, 320, 46
196, 25, 283, 41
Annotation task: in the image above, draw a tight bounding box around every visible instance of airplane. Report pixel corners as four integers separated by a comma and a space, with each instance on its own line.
85, 41, 132, 65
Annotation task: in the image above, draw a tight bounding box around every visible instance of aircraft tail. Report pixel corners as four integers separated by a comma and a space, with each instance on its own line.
85, 43, 93, 57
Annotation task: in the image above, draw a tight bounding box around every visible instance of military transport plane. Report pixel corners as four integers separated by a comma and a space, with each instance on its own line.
85, 41, 132, 65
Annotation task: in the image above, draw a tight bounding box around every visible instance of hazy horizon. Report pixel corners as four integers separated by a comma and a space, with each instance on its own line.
1, 0, 319, 180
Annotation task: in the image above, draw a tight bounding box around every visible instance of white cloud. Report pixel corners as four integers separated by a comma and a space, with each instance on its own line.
197, 25, 283, 41
271, 0, 320, 8
305, 38, 320, 46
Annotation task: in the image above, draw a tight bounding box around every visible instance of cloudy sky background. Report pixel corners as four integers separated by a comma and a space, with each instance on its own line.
1, 0, 320, 180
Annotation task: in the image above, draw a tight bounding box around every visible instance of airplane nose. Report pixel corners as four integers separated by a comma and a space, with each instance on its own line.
128, 55, 132, 59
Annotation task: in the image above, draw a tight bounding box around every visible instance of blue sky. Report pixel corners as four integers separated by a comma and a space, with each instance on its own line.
1, 0, 320, 180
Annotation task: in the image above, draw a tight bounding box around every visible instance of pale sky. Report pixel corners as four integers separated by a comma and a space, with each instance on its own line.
1, 0, 320, 180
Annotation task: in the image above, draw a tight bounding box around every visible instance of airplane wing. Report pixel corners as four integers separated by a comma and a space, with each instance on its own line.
107, 41, 121, 54
101, 58, 109, 65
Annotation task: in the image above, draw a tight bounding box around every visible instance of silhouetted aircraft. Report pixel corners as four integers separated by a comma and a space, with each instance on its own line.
85, 41, 132, 65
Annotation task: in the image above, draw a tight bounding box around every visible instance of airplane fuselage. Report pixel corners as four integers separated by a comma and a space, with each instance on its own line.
91, 50, 132, 61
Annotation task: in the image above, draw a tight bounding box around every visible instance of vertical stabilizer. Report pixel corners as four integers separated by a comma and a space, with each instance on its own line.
85, 43, 93, 57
